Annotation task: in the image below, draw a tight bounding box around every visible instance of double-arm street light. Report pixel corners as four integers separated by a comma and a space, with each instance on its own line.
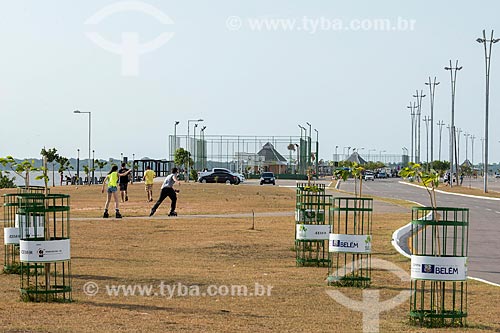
423, 115, 432, 163
437, 120, 445, 161
464, 132, 470, 162
425, 77, 440, 165
73, 110, 91, 184
413, 90, 426, 163
477, 30, 499, 193
407, 102, 418, 163
444, 60, 462, 187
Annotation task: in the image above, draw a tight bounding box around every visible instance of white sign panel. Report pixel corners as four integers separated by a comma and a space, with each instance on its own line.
296, 224, 331, 240
411, 256, 467, 281
15, 213, 45, 238
15, 213, 44, 228
19, 239, 71, 262
295, 209, 325, 223
329, 234, 372, 253
4, 227, 20, 245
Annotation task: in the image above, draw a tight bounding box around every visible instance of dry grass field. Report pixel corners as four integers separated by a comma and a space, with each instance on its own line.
0, 181, 499, 332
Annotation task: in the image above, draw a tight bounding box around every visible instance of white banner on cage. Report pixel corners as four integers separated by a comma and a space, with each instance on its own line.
19, 239, 71, 262
4, 227, 20, 245
411, 256, 467, 281
296, 224, 331, 240
329, 234, 372, 253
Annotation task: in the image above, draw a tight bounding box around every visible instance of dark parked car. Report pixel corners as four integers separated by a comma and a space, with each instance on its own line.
260, 172, 276, 185
198, 171, 240, 184
377, 171, 387, 179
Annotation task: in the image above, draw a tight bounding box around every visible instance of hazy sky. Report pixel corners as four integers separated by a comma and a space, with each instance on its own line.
1, 1, 500, 163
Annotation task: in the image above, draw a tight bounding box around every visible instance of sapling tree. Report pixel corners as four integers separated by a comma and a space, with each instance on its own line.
174, 148, 193, 181
399, 162, 440, 208
334, 162, 365, 198
399, 162, 443, 258
40, 148, 59, 187
0, 171, 15, 188
56, 156, 73, 185
94, 159, 108, 178
0, 156, 39, 189
83, 165, 95, 185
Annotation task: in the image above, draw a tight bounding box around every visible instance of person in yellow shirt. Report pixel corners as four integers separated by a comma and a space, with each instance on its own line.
102, 165, 131, 218
143, 165, 156, 202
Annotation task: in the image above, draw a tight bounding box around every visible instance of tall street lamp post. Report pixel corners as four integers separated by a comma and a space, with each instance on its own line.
76, 148, 80, 185
470, 135, 476, 167
437, 120, 445, 161
306, 122, 312, 169
314, 128, 319, 177
187, 119, 203, 181
73, 110, 91, 185
413, 90, 426, 163
423, 115, 431, 164
456, 128, 462, 172
298, 125, 306, 173
477, 29, 499, 193
193, 123, 198, 170
425, 77, 440, 166
92, 150, 95, 185
379, 150, 386, 163
368, 149, 376, 162
173, 121, 180, 161
200, 126, 206, 170
407, 102, 418, 163
132, 153, 135, 184
444, 60, 462, 187
464, 132, 470, 163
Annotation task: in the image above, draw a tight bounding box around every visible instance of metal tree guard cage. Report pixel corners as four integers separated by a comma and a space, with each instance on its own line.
409, 207, 468, 327
295, 183, 331, 266
18, 193, 72, 302
3, 187, 50, 274
328, 197, 372, 287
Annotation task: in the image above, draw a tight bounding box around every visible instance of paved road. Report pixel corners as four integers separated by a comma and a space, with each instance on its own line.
337, 177, 500, 285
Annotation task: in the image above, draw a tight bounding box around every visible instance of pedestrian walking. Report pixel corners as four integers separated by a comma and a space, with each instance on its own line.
149, 167, 180, 217
102, 165, 131, 218
118, 162, 130, 202
143, 165, 156, 202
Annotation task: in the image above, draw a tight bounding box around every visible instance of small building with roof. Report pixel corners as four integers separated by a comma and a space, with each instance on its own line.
257, 142, 288, 173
